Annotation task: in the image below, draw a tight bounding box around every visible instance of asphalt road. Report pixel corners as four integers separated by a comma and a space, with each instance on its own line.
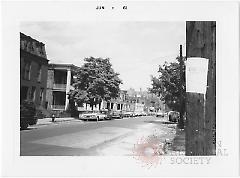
20, 116, 177, 156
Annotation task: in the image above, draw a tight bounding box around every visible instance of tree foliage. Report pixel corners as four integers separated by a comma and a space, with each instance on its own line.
68, 57, 122, 110
149, 57, 186, 112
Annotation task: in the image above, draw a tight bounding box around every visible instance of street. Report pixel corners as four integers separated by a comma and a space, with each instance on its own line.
20, 116, 179, 156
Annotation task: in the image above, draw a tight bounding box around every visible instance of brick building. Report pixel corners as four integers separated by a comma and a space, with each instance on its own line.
20, 33, 49, 107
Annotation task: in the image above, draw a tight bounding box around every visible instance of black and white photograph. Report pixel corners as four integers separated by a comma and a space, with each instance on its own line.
1, 1, 239, 177
20, 21, 189, 157
19, 20, 217, 157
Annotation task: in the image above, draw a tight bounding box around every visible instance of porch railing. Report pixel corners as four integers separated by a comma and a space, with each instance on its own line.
51, 105, 65, 110
53, 84, 66, 90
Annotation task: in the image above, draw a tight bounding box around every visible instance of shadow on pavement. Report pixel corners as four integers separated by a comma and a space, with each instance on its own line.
20, 127, 38, 131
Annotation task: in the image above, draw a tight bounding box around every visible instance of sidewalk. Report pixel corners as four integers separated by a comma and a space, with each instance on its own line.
37, 117, 78, 126
147, 117, 186, 155
96, 120, 177, 156
167, 127, 185, 156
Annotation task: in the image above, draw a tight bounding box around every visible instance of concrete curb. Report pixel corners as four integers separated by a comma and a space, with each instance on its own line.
36, 117, 78, 126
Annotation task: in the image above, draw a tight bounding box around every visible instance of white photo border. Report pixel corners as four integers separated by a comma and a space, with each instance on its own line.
1, 1, 239, 177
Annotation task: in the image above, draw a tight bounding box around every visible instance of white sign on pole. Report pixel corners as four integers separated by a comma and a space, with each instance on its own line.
186, 57, 209, 94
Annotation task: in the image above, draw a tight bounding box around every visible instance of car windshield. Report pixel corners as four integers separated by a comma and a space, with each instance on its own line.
112, 111, 121, 113
79, 111, 96, 114
100, 110, 108, 114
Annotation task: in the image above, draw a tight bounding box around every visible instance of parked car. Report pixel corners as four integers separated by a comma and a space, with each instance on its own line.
140, 111, 147, 116
148, 112, 156, 116
20, 100, 38, 129
79, 111, 106, 121
129, 111, 136, 117
99, 109, 108, 117
133, 112, 141, 117
103, 110, 112, 120
107, 110, 123, 119
168, 111, 180, 122
156, 111, 164, 117
98, 110, 108, 120
164, 112, 169, 117
122, 111, 132, 117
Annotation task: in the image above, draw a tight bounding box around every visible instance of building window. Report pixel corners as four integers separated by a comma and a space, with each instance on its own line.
23, 61, 31, 80
29, 86, 36, 101
52, 91, 66, 110
107, 102, 110, 110
37, 64, 42, 82
39, 88, 44, 104
54, 70, 67, 84
117, 104, 121, 110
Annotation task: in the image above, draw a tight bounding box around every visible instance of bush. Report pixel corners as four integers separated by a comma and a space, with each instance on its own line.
66, 100, 79, 117
35, 109, 44, 119
20, 100, 37, 128
20, 100, 36, 118
36, 106, 52, 118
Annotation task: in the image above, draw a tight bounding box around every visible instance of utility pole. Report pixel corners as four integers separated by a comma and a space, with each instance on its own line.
185, 21, 216, 155
178, 44, 185, 129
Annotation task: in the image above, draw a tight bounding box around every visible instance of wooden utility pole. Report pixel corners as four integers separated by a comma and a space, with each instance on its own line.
178, 44, 184, 129
186, 21, 216, 155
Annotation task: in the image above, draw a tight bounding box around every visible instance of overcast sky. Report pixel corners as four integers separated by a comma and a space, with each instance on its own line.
20, 21, 185, 91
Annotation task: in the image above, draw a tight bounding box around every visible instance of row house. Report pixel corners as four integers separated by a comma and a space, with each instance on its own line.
45, 65, 140, 113
100, 90, 145, 113
77, 90, 137, 112
20, 33, 144, 114
19, 33, 162, 115
20, 32, 49, 108
78, 91, 130, 111
46, 63, 80, 111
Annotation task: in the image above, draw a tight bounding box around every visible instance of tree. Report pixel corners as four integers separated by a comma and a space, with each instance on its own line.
68, 57, 122, 110
149, 57, 186, 113
66, 99, 78, 117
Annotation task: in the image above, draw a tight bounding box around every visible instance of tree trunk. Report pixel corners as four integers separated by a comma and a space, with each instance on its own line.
98, 101, 101, 111
90, 98, 94, 110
